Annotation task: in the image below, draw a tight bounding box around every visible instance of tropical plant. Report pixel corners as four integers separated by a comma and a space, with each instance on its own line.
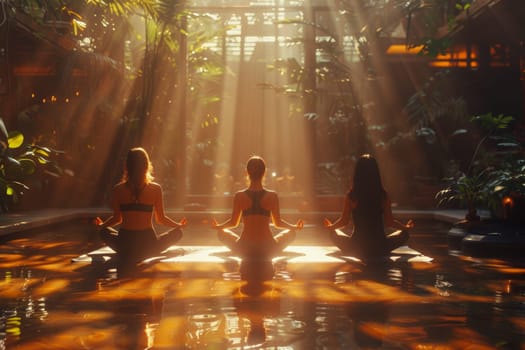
435, 112, 521, 220
467, 113, 516, 173
484, 158, 525, 220
436, 172, 487, 221
0, 119, 64, 212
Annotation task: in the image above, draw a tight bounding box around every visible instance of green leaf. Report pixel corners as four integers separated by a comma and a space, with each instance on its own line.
4, 156, 21, 167
37, 156, 49, 165
18, 158, 37, 176
45, 162, 64, 177
0, 118, 8, 143
497, 142, 519, 148
451, 129, 468, 136
7, 131, 24, 149
4, 162, 23, 180
35, 148, 50, 158
10, 181, 30, 191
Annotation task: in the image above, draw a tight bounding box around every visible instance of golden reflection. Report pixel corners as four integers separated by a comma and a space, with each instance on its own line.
386, 44, 424, 55
145, 322, 158, 349
33, 279, 70, 297
154, 316, 187, 348
1, 221, 524, 348
0, 254, 26, 263
0, 278, 40, 299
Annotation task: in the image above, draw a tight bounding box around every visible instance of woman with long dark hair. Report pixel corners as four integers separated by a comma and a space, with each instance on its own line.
324, 154, 413, 258
212, 155, 304, 259
97, 147, 186, 263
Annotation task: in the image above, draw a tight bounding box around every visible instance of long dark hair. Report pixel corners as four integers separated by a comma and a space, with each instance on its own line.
122, 147, 154, 198
350, 154, 386, 209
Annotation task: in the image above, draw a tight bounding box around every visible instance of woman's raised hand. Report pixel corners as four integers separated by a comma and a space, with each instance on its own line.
178, 217, 188, 227
295, 219, 304, 230
93, 217, 104, 227
405, 219, 414, 229
323, 218, 333, 228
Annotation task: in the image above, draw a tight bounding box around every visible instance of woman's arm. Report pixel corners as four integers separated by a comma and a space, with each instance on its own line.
212, 192, 243, 229
153, 184, 187, 228
324, 195, 353, 229
270, 193, 304, 230
99, 187, 123, 228
383, 196, 414, 230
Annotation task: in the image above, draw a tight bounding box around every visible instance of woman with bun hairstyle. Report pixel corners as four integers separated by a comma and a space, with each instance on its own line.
212, 155, 303, 259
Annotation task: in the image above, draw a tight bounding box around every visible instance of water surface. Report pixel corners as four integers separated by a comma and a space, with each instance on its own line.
0, 220, 523, 349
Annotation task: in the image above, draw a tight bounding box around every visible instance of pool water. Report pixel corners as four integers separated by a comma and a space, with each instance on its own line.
0, 219, 524, 349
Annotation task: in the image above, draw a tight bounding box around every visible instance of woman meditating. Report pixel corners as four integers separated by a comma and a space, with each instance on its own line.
97, 147, 187, 263
212, 156, 304, 260
324, 154, 413, 259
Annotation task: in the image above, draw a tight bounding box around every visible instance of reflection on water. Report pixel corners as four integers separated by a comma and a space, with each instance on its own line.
182, 259, 309, 349
0, 220, 524, 349
0, 268, 49, 349
435, 274, 453, 297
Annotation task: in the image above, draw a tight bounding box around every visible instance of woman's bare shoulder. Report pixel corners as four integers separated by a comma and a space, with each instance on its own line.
149, 182, 162, 189
146, 182, 163, 196
111, 183, 128, 201
263, 189, 278, 201
112, 182, 126, 192
233, 189, 247, 198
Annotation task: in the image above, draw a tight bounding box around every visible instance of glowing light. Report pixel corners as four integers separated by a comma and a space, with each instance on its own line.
429, 45, 479, 68
502, 196, 514, 207
385, 44, 424, 55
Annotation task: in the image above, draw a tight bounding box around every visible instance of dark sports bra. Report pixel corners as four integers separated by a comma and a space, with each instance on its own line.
242, 189, 270, 217
120, 182, 153, 212
120, 203, 153, 212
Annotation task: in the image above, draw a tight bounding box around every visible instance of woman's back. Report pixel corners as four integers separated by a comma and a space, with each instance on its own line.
114, 182, 158, 230
349, 190, 388, 256
239, 189, 274, 243
351, 194, 385, 235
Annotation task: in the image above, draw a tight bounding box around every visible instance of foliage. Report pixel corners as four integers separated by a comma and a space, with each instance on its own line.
262, 1, 473, 193
467, 113, 515, 172
403, 0, 474, 57
485, 159, 525, 214
405, 70, 469, 128
13, 0, 227, 197
436, 172, 487, 220
435, 112, 523, 220
0, 119, 64, 212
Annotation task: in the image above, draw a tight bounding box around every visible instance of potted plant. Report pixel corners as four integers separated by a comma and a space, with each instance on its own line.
436, 171, 487, 222
485, 158, 525, 223
435, 113, 525, 257
435, 112, 516, 220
